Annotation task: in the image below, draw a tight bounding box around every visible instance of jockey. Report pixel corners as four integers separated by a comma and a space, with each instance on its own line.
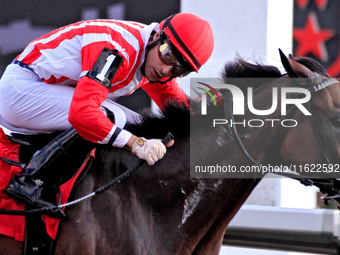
0, 13, 214, 215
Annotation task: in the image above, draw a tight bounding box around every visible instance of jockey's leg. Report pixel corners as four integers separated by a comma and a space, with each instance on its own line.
101, 99, 142, 125
0, 64, 137, 217
0, 64, 141, 132
0, 64, 74, 132
5, 101, 132, 218
5, 127, 96, 217
4, 105, 130, 218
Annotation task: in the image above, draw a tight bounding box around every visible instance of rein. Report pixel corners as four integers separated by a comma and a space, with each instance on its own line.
0, 133, 174, 216
223, 77, 340, 205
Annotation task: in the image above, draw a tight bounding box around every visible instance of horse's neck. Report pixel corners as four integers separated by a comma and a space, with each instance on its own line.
62, 137, 259, 254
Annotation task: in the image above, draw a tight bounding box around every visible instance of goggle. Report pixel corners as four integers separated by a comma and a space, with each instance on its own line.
158, 32, 192, 77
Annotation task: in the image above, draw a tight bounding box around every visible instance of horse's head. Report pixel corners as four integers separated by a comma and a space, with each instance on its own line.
279, 50, 340, 169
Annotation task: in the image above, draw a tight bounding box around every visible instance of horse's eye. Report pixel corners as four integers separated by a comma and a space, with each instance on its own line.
330, 116, 340, 128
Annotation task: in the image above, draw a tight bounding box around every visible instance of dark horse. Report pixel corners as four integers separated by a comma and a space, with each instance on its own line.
1, 51, 340, 254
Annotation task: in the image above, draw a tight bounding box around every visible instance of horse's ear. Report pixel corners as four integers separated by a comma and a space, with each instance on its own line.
279, 48, 311, 78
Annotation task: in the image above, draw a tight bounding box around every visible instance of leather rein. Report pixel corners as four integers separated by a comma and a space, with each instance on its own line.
223, 77, 340, 205
0, 134, 173, 216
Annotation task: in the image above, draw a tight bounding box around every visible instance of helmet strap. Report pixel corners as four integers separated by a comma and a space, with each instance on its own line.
149, 76, 176, 84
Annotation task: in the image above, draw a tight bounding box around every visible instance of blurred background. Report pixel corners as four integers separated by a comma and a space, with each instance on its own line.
0, 0, 339, 254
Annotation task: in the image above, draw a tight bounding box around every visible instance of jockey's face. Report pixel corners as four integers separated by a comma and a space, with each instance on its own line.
144, 31, 175, 82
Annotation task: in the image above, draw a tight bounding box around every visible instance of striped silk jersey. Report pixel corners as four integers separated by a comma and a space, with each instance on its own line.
15, 19, 187, 147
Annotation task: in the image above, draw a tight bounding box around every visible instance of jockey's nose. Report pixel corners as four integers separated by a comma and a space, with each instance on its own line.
160, 64, 174, 77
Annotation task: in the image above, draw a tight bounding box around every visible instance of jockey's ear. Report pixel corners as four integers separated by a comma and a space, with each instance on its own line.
279, 48, 325, 85
148, 30, 161, 45
146, 32, 161, 55
153, 30, 161, 38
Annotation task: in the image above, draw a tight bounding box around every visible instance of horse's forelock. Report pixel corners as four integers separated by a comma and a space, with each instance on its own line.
292, 56, 330, 77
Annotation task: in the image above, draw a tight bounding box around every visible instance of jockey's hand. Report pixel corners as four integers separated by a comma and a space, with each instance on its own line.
131, 137, 167, 165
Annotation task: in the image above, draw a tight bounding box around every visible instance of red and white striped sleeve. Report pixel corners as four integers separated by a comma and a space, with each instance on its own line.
69, 21, 147, 147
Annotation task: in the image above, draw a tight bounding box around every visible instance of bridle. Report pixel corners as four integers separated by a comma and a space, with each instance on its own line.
223, 76, 340, 205
304, 78, 340, 165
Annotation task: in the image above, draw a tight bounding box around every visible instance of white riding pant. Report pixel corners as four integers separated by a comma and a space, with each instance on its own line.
0, 64, 141, 134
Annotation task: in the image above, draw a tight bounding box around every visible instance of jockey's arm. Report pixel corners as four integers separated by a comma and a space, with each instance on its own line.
68, 76, 173, 166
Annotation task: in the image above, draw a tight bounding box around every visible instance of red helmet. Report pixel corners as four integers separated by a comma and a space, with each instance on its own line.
159, 13, 214, 72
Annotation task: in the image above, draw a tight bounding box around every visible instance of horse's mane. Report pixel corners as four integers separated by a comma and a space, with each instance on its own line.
222, 58, 282, 79
125, 55, 329, 139
221, 58, 282, 92
221, 55, 330, 92
125, 102, 191, 140
125, 58, 284, 138
125, 99, 224, 140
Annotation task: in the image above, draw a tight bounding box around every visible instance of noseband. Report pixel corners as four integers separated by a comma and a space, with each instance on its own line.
223, 77, 340, 205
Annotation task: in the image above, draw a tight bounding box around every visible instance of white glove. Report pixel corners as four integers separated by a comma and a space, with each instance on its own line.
132, 137, 166, 165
